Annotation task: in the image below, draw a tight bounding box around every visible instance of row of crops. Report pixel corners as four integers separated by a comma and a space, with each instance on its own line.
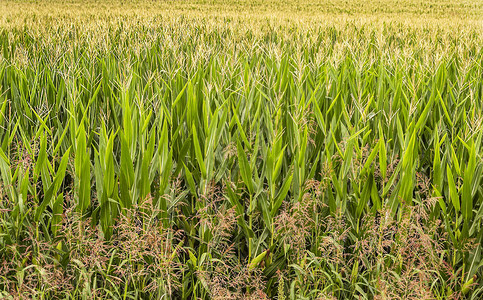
0, 9, 482, 299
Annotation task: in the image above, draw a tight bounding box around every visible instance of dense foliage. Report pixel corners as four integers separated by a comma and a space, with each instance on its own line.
0, 1, 482, 299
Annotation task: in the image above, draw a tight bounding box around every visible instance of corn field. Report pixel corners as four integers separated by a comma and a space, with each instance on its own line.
0, 0, 482, 299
